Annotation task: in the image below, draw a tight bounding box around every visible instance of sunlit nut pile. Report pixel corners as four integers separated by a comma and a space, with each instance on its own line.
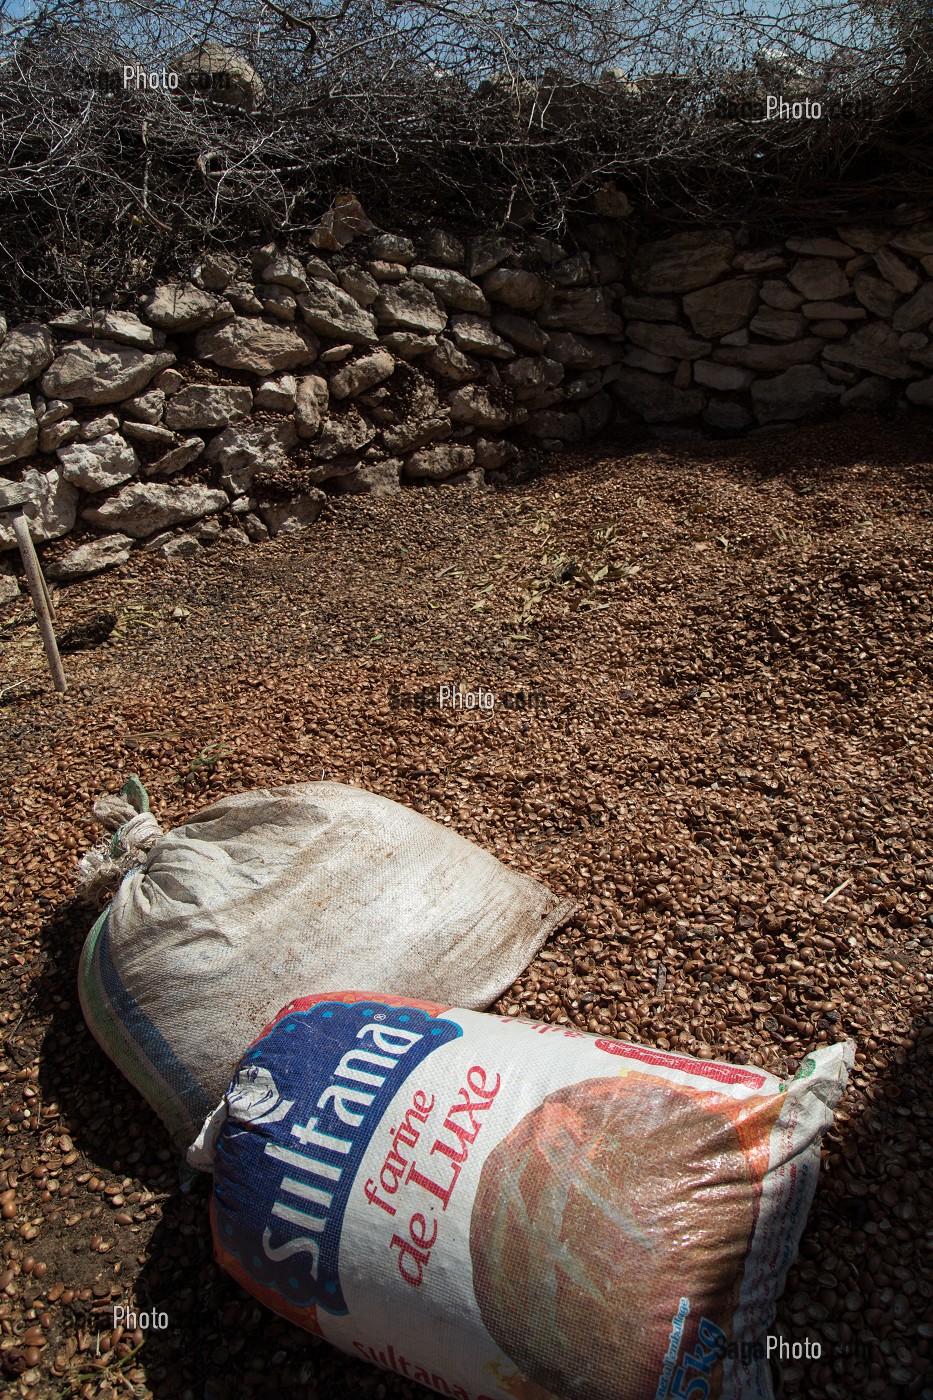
0, 416, 931, 1399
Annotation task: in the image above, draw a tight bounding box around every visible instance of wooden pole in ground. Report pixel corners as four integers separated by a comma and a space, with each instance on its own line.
12, 514, 67, 693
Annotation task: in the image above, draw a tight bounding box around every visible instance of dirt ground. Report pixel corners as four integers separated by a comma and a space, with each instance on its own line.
1, 416, 931, 1400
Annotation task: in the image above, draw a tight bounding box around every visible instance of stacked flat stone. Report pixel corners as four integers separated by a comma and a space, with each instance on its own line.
0, 213, 932, 581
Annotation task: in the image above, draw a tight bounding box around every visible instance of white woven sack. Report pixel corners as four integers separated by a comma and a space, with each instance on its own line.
78, 781, 573, 1151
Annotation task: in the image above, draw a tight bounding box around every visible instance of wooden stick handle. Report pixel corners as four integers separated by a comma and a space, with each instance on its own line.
12, 514, 67, 693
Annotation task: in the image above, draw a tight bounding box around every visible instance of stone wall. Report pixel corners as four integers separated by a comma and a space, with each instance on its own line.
1, 213, 932, 588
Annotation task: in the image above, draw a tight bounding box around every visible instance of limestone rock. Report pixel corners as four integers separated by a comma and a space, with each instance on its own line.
297, 284, 378, 344
329, 349, 395, 400
226, 285, 265, 316
474, 439, 518, 470
370, 234, 416, 265
423, 230, 464, 267
0, 572, 21, 603
304, 256, 338, 286
873, 247, 918, 294
41, 340, 175, 405
77, 413, 120, 441
164, 385, 253, 430
502, 356, 564, 399
731, 248, 785, 273
372, 282, 447, 335
339, 268, 380, 307
382, 415, 452, 455
631, 230, 734, 293
449, 315, 514, 359
156, 368, 185, 395
613, 370, 705, 422
295, 375, 329, 438
145, 437, 204, 478
260, 490, 327, 537
693, 360, 753, 391
425, 339, 479, 380
314, 407, 376, 461
577, 391, 613, 435
0, 480, 32, 510
836, 227, 888, 254
467, 237, 513, 279
546, 333, 614, 368
800, 302, 867, 321
0, 468, 79, 551
891, 226, 933, 258
785, 236, 854, 258
626, 322, 711, 359
537, 288, 623, 336
525, 408, 583, 442
205, 421, 298, 495
787, 259, 850, 301
37, 399, 72, 428
682, 279, 758, 337
623, 348, 675, 374
381, 332, 437, 358
194, 317, 318, 374
175, 41, 265, 110
749, 308, 807, 341
703, 401, 753, 432
492, 313, 550, 353
619, 294, 679, 322
331, 459, 402, 497
892, 284, 933, 333
447, 384, 522, 430
411, 265, 489, 314
760, 281, 803, 311
821, 323, 918, 379
811, 321, 849, 340
366, 261, 408, 283
82, 482, 227, 537
481, 269, 546, 311
191, 254, 238, 292
261, 254, 309, 293
58, 433, 139, 492
39, 419, 80, 453
121, 421, 176, 447
404, 443, 475, 479
850, 274, 897, 318
158, 533, 202, 560
255, 375, 297, 411
842, 377, 892, 409
0, 394, 38, 466
0, 325, 55, 396
46, 533, 134, 580
751, 365, 843, 423
260, 286, 297, 321
142, 283, 233, 332
123, 389, 166, 423
905, 377, 933, 406
50, 309, 165, 350
712, 339, 823, 371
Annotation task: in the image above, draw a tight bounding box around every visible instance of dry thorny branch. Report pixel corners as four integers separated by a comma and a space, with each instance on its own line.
0, 0, 930, 316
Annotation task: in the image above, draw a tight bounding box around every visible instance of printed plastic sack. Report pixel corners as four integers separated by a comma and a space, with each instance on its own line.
78, 782, 573, 1153
196, 990, 853, 1400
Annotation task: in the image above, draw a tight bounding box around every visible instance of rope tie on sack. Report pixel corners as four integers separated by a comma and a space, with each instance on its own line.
76, 776, 164, 907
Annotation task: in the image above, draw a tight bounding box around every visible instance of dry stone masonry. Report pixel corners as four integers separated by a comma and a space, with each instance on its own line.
2, 211, 933, 582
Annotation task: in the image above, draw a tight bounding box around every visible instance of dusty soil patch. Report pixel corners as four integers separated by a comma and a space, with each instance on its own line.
0, 416, 931, 1400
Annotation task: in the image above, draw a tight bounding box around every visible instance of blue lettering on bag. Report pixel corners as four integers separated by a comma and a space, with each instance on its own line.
212, 1000, 461, 1314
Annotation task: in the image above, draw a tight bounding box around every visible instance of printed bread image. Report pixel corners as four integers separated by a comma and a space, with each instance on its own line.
469, 1072, 763, 1400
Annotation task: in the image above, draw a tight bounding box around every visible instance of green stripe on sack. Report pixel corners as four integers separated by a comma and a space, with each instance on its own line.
78, 908, 195, 1147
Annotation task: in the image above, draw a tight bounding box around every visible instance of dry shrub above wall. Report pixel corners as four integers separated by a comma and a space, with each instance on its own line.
1, 1, 933, 317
